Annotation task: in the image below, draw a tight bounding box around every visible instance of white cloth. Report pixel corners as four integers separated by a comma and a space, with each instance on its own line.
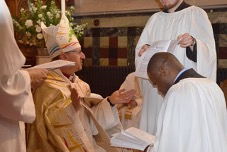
0, 1, 36, 152
66, 96, 120, 152
151, 78, 227, 152
135, 6, 217, 134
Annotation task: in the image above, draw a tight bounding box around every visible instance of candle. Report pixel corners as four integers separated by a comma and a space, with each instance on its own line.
61, 0, 65, 16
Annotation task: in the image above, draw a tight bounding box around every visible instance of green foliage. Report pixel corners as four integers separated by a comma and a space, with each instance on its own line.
13, 0, 87, 48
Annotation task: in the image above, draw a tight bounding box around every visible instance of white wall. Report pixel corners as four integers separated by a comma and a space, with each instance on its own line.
74, 0, 160, 15
74, 0, 227, 16
186, 0, 227, 8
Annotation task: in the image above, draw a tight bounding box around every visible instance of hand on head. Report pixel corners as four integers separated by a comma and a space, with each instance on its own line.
26, 68, 48, 89
109, 89, 136, 105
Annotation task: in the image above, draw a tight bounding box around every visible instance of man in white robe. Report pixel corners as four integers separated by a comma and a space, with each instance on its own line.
146, 52, 227, 152
135, 0, 216, 134
0, 1, 48, 152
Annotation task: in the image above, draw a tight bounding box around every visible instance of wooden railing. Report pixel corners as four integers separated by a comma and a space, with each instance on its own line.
76, 66, 135, 97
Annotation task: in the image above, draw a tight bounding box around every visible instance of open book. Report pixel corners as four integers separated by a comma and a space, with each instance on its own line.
110, 127, 155, 151
30, 60, 75, 70
135, 40, 179, 79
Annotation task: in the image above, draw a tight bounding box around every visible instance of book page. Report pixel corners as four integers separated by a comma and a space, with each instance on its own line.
110, 127, 155, 151
111, 132, 148, 151
167, 40, 179, 53
30, 60, 75, 70
135, 40, 179, 79
134, 47, 159, 79
125, 127, 155, 145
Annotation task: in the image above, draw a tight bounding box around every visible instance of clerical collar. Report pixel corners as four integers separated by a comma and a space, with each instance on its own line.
163, 1, 191, 13
63, 73, 70, 79
62, 72, 74, 81
174, 68, 188, 83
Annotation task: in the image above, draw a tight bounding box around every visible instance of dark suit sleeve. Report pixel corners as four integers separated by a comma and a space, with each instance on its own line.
186, 43, 197, 62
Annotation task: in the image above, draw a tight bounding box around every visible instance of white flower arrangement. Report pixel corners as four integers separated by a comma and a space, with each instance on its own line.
13, 0, 87, 48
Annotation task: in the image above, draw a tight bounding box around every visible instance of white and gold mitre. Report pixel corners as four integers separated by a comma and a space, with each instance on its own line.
41, 15, 81, 58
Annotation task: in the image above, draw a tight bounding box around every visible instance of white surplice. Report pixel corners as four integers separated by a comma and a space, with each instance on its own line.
0, 1, 35, 152
151, 78, 227, 152
135, 6, 216, 134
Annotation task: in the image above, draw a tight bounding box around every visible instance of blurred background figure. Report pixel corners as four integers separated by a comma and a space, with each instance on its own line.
0, 1, 47, 152
117, 72, 143, 129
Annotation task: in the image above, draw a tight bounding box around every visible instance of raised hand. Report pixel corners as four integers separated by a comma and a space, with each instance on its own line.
108, 89, 136, 105
70, 86, 81, 112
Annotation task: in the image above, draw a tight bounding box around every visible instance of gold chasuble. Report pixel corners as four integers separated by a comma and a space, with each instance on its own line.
27, 12, 133, 152
27, 70, 134, 152
27, 70, 93, 152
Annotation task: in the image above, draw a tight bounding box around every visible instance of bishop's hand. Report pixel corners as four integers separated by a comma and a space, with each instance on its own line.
108, 89, 136, 105
71, 87, 81, 112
